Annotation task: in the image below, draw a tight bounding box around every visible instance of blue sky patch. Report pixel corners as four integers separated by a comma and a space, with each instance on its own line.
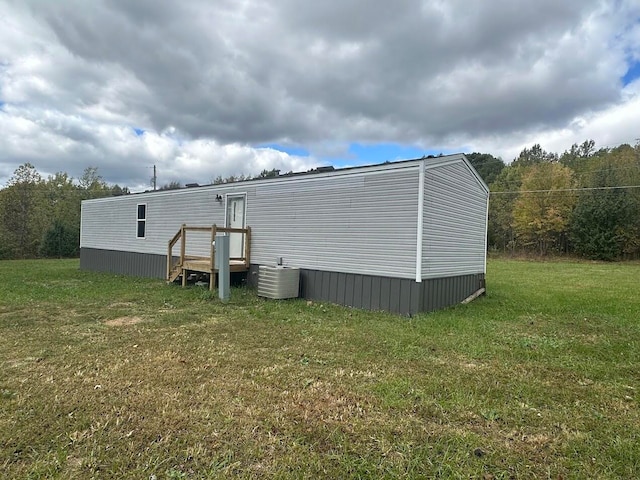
349, 143, 428, 162
334, 143, 456, 167
259, 142, 460, 168
0, 100, 5, 110
622, 60, 640, 86
133, 127, 145, 136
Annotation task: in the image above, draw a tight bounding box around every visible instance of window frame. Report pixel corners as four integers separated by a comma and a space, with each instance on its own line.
136, 203, 147, 239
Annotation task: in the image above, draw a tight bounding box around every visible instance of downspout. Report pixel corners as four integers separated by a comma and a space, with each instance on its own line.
415, 160, 425, 283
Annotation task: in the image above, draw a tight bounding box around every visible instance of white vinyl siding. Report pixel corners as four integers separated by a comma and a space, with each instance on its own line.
81, 163, 421, 279
422, 160, 488, 278
81, 156, 488, 282
250, 168, 419, 278
82, 188, 241, 257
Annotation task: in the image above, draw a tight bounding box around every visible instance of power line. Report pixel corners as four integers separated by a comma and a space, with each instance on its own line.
491, 185, 640, 195
487, 164, 640, 189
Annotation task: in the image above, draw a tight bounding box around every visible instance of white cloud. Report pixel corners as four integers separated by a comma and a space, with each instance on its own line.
0, 0, 639, 185
465, 80, 640, 162
0, 104, 316, 190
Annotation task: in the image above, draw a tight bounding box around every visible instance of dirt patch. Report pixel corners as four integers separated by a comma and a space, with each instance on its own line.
108, 302, 135, 309
104, 316, 144, 327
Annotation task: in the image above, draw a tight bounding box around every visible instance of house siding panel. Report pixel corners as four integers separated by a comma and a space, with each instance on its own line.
80, 248, 166, 278
422, 161, 488, 279
361, 276, 372, 310
248, 168, 418, 278
81, 164, 419, 280
422, 274, 482, 311
81, 187, 243, 257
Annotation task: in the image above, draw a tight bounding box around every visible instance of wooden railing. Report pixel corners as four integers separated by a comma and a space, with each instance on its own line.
167, 224, 252, 290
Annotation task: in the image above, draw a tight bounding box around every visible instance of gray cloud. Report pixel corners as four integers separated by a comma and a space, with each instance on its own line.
0, 0, 639, 188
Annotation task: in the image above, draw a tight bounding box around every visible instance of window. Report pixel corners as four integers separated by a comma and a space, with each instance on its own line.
137, 204, 146, 238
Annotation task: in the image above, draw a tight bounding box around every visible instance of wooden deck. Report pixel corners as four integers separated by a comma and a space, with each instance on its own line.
181, 256, 248, 273
167, 224, 251, 290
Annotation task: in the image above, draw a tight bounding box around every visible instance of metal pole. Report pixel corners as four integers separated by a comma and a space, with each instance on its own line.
215, 233, 230, 302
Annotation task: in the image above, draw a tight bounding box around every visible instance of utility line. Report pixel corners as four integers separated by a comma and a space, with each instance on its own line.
486, 164, 640, 186
491, 185, 640, 195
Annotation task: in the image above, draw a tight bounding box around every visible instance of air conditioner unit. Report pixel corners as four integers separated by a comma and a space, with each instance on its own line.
258, 266, 300, 299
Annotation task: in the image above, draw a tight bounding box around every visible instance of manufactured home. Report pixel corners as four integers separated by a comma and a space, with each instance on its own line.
80, 154, 489, 314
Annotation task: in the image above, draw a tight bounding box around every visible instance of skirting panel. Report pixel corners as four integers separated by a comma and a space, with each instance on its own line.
80, 249, 485, 315
80, 248, 167, 278
249, 265, 484, 315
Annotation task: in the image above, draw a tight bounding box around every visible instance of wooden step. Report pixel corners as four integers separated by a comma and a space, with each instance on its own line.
167, 266, 182, 283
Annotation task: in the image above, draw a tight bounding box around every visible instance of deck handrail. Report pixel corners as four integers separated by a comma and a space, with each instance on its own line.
168, 229, 182, 248
167, 224, 186, 281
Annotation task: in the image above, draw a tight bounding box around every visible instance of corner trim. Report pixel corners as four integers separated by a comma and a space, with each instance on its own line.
415, 160, 425, 283
484, 191, 489, 275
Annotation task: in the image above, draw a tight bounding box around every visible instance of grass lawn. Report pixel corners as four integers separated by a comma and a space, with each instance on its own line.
0, 259, 639, 479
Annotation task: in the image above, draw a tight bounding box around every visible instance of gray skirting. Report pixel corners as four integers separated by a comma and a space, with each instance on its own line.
250, 268, 484, 315
80, 248, 485, 315
80, 248, 167, 278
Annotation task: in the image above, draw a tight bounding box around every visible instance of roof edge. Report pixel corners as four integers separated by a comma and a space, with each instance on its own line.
82, 153, 477, 203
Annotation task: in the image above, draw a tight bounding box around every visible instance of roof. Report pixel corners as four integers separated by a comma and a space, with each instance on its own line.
84, 153, 487, 203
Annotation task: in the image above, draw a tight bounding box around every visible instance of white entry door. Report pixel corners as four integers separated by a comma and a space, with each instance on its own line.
225, 194, 246, 258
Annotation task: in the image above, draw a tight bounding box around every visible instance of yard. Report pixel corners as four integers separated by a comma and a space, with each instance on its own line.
0, 259, 638, 479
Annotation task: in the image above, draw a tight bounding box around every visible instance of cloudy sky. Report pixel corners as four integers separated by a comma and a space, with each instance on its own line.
1, 0, 639, 190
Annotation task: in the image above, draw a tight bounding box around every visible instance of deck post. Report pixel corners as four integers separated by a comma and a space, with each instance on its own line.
166, 242, 171, 281
210, 224, 217, 291
245, 226, 251, 268
180, 224, 187, 287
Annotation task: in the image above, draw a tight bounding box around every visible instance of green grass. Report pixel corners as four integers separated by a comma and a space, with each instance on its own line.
0, 258, 639, 479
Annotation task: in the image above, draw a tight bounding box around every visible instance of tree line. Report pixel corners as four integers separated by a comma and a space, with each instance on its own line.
1, 143, 639, 261
469, 140, 640, 260
0, 165, 129, 259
